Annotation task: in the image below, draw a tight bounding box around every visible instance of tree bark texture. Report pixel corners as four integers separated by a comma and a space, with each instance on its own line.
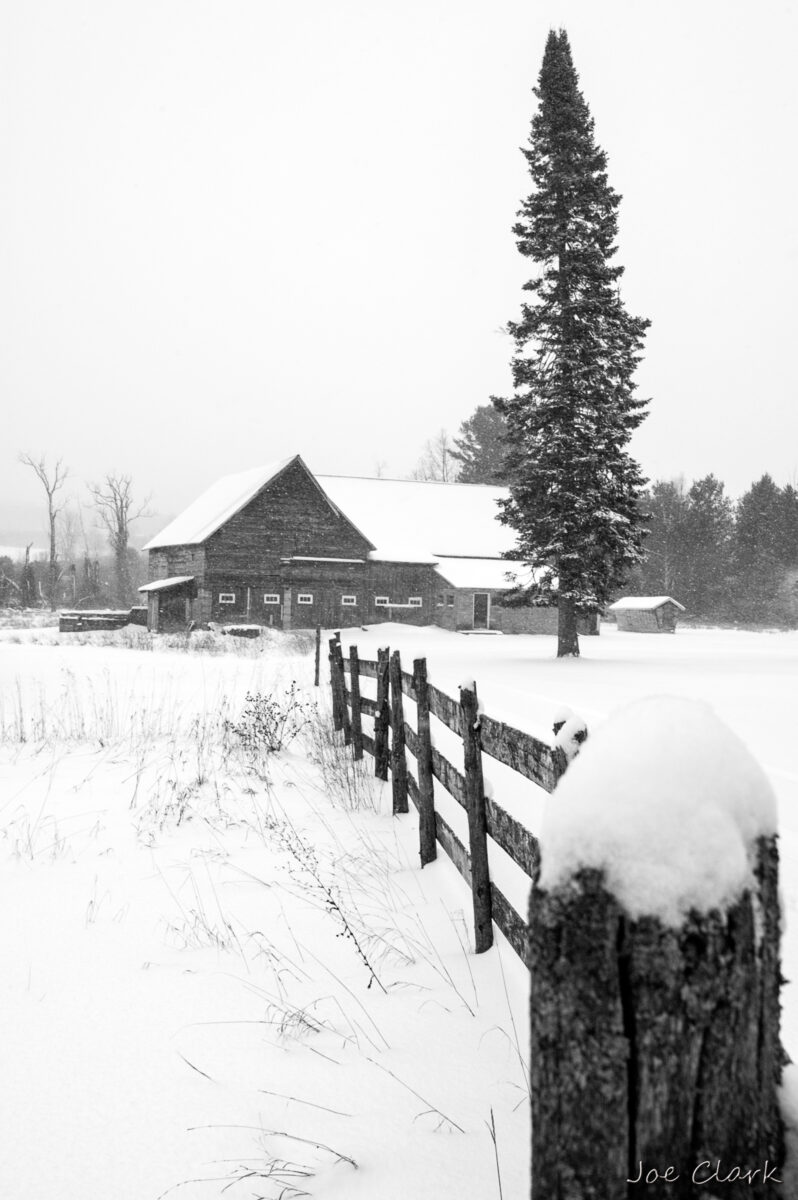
529, 837, 785, 1199
557, 594, 580, 658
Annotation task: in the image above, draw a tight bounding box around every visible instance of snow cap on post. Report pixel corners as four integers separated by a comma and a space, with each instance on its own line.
539, 696, 777, 926
554, 713, 588, 761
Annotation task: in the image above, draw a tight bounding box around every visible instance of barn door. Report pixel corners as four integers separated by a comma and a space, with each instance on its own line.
472, 593, 490, 630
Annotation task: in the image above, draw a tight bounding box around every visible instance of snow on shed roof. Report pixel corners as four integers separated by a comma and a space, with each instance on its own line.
144, 457, 297, 549
608, 596, 685, 612
317, 475, 515, 561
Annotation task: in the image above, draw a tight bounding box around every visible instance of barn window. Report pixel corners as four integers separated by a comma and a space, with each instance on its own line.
436, 594, 444, 607
297, 593, 314, 605
409, 597, 423, 607
375, 596, 389, 607
263, 594, 280, 605
219, 593, 235, 604
341, 595, 357, 606
446, 593, 455, 607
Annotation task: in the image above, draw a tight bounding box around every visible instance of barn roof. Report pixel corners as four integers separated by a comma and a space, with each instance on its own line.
144, 457, 298, 549
316, 475, 515, 562
146, 461, 517, 567
608, 596, 685, 612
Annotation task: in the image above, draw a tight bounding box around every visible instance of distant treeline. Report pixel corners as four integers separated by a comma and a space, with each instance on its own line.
626, 474, 798, 625
0, 547, 145, 610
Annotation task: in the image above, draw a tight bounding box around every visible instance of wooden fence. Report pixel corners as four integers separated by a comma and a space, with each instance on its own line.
327, 635, 569, 965
328, 634, 788, 1196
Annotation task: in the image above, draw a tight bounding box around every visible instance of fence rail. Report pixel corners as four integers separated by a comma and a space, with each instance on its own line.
329, 636, 568, 965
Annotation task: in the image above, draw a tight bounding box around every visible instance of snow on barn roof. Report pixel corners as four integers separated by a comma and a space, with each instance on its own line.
434, 556, 532, 590
608, 596, 686, 612
144, 460, 518, 567
144, 457, 297, 550
316, 474, 515, 561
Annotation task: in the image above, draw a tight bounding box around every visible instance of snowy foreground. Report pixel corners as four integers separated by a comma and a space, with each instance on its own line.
1, 621, 798, 1197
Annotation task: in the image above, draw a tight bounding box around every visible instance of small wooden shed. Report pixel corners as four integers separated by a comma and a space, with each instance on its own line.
608, 595, 685, 633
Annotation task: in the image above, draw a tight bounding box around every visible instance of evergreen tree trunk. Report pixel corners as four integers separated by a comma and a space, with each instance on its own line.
557, 596, 580, 657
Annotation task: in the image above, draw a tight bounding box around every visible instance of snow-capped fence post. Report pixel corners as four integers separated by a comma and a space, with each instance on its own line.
389, 651, 409, 814
459, 683, 493, 954
528, 697, 785, 1199
348, 644, 364, 761
374, 647, 390, 781
412, 657, 437, 866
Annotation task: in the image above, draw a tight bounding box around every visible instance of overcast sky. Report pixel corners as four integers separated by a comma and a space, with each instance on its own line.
2, 0, 796, 537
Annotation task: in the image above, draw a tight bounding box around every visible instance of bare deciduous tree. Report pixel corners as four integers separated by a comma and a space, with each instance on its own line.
409, 429, 457, 483
19, 453, 69, 609
88, 473, 151, 606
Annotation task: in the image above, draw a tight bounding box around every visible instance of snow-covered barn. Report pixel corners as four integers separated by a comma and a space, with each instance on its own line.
142, 455, 563, 634
608, 595, 685, 633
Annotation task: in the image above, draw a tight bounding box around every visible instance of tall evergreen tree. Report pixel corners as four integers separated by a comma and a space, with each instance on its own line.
680, 475, 734, 617
495, 29, 650, 656
636, 478, 690, 596
735, 474, 784, 571
449, 405, 509, 484
731, 474, 789, 623
779, 484, 798, 567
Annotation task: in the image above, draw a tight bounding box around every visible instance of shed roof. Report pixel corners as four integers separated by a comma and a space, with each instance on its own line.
608, 596, 685, 612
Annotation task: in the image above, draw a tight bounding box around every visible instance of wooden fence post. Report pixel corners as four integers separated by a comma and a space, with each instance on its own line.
530, 841, 785, 1197
314, 624, 321, 687
412, 657, 437, 865
528, 698, 786, 1198
374, 647, 390, 781
459, 683, 492, 953
328, 637, 343, 731
334, 638, 352, 747
389, 650, 408, 814
348, 644, 364, 761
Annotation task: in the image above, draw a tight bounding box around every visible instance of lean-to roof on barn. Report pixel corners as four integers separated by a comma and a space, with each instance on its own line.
433, 556, 534, 590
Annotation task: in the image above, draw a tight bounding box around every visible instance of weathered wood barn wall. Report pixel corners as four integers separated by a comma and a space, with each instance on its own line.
142, 455, 577, 635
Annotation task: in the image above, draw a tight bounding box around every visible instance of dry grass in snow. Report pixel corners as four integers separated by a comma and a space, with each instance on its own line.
0, 627, 529, 1199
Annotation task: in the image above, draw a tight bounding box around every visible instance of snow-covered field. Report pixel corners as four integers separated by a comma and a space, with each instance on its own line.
1, 620, 797, 1196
